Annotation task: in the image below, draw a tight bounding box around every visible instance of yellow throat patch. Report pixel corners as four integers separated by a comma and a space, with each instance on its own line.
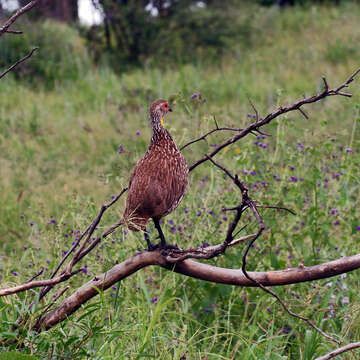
161, 117, 165, 128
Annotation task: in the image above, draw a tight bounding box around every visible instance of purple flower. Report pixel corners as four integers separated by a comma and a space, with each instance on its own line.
204, 307, 211, 313
242, 170, 248, 175
168, 219, 174, 225
112, 286, 117, 291
184, 209, 189, 214
332, 173, 340, 179
273, 174, 280, 182
333, 220, 340, 226
331, 209, 336, 215
356, 226, 360, 231
297, 142, 304, 149
289, 166, 295, 171
151, 297, 159, 304
118, 144, 124, 154
202, 242, 210, 248
290, 176, 297, 182
136, 131, 140, 136
191, 93, 198, 99
20, 214, 25, 219
197, 211, 202, 217
47, 219, 56, 225
46, 259, 51, 264
247, 113, 252, 118
82, 267, 88, 274
29, 221, 34, 226
250, 171, 256, 176
346, 148, 352, 153
12, 271, 18, 276
210, 143, 217, 147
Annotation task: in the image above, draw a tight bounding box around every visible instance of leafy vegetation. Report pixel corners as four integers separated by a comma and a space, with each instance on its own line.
0, 3, 360, 359
0, 20, 90, 88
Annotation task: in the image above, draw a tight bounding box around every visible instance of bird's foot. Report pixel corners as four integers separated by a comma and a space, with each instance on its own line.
159, 242, 179, 250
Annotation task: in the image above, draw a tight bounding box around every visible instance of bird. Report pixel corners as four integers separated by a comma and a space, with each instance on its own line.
122, 99, 188, 250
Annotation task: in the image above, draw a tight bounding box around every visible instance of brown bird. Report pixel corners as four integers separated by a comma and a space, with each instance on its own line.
122, 99, 188, 250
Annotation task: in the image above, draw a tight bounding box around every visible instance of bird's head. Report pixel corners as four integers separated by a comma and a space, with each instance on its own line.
150, 99, 173, 129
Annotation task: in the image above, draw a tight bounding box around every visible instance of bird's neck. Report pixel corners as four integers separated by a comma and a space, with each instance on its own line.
150, 114, 172, 143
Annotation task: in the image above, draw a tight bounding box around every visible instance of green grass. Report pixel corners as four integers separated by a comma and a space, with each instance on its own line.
1, 3, 360, 359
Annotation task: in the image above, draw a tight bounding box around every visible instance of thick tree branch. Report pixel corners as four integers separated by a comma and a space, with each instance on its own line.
34, 251, 360, 332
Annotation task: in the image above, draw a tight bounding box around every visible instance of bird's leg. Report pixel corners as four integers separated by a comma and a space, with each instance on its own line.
144, 229, 156, 251
153, 218, 178, 249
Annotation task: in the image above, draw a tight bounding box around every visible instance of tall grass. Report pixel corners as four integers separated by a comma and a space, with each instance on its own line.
0, 3, 360, 359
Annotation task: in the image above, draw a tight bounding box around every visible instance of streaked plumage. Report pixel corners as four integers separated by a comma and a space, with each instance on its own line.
122, 99, 188, 247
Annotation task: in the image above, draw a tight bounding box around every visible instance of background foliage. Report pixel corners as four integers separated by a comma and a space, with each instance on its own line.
0, 1, 360, 359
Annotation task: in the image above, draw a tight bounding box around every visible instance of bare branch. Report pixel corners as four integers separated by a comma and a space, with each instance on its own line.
0, 0, 41, 37
37, 188, 127, 303
298, 107, 309, 119
208, 157, 339, 344
180, 126, 243, 151
188, 68, 360, 172
33, 251, 360, 332
4, 29, 23, 34
256, 205, 297, 216
315, 341, 360, 360
247, 97, 260, 122
322, 76, 329, 92
0, 270, 81, 297
0, 47, 38, 80
25, 268, 44, 283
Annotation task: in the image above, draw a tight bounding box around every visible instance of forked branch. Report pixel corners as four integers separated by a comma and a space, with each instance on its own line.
0, 0, 41, 36
188, 68, 360, 172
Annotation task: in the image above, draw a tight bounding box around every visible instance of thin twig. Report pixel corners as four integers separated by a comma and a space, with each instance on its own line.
180, 126, 243, 151
298, 107, 309, 119
40, 286, 70, 316
247, 97, 260, 122
0, 0, 41, 36
0, 47, 38, 80
256, 205, 297, 216
25, 269, 44, 283
4, 29, 23, 34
